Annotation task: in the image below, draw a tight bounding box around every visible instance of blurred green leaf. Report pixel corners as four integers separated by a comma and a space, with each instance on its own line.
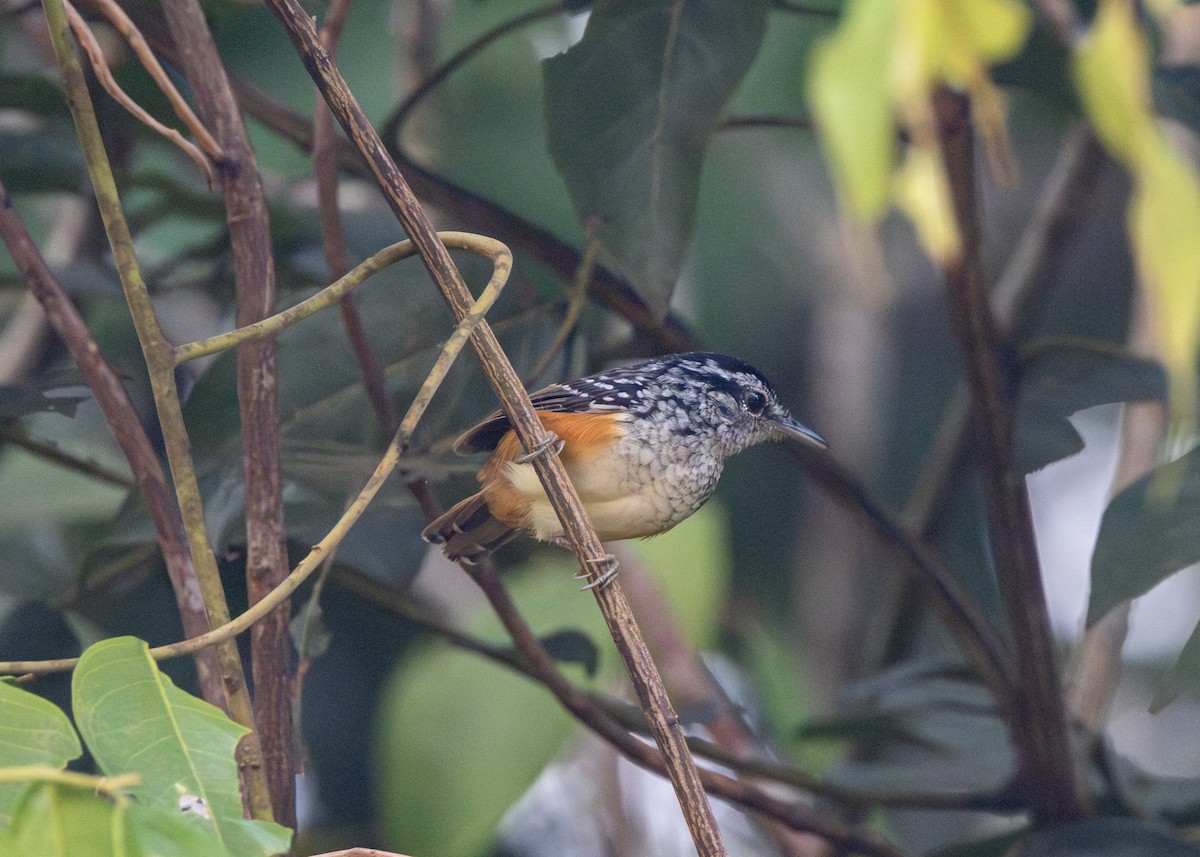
72, 637, 292, 857
807, 0, 896, 217
0, 683, 81, 825
0, 386, 89, 420
1089, 447, 1200, 625
826, 662, 1011, 796
375, 633, 576, 857
1074, 0, 1200, 413
4, 783, 124, 857
538, 629, 599, 677
0, 73, 68, 116
1150, 616, 1200, 713
1014, 341, 1166, 474
1020, 818, 1200, 857
0, 130, 84, 193
543, 0, 770, 317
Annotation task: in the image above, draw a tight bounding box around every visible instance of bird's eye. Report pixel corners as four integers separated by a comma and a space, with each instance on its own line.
745, 390, 767, 414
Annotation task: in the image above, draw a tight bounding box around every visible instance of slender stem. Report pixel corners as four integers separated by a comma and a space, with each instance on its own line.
0, 425, 134, 488
460, 560, 909, 857
40, 0, 274, 817
936, 88, 1088, 821
262, 3, 728, 852
314, 0, 395, 436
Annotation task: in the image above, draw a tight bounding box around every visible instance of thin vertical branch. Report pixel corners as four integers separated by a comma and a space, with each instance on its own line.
313, 0, 395, 435
37, 0, 274, 819
935, 88, 1089, 821
262, 2, 729, 852
158, 0, 294, 825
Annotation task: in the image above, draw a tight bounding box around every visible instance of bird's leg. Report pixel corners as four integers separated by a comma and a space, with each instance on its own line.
513, 431, 564, 464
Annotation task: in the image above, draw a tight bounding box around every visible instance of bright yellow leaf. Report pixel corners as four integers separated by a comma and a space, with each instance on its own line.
1129, 139, 1200, 415
893, 143, 960, 263
1072, 0, 1149, 164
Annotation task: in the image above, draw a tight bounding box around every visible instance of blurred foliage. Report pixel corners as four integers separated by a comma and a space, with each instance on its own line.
2, 0, 1200, 855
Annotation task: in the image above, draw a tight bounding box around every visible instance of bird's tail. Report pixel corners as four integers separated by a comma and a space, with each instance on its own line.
421, 492, 520, 563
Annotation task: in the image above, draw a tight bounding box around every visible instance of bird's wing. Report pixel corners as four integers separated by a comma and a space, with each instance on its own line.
452, 377, 633, 454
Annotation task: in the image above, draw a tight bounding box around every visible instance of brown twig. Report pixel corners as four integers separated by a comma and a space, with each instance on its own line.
159, 0, 292, 824
380, 2, 565, 145
39, 0, 272, 816
62, 1, 213, 181
262, 2, 729, 851
935, 87, 1088, 821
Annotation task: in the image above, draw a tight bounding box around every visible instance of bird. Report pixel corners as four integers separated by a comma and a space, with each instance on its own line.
422, 352, 826, 586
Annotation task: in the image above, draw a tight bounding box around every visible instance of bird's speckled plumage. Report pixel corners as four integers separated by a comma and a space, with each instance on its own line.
424, 353, 825, 562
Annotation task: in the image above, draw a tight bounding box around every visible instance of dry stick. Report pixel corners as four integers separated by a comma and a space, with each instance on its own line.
158, 0, 294, 823
0, 233, 514, 678
62, 0, 213, 183
936, 88, 1089, 822
39, 0, 274, 818
0, 180, 223, 705
71, 0, 222, 161
262, 3, 727, 853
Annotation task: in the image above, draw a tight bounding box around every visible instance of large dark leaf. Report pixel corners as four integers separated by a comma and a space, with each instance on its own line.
1089, 447, 1200, 625
543, 0, 770, 317
1014, 342, 1166, 474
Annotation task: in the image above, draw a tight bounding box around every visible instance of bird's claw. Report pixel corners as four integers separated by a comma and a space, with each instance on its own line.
576, 553, 620, 591
513, 432, 565, 464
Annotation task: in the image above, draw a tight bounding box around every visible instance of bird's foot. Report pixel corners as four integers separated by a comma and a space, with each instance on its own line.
513, 431, 564, 464
575, 553, 620, 591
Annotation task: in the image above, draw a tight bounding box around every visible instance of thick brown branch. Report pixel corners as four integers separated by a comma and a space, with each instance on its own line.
935, 88, 1088, 821
159, 0, 293, 825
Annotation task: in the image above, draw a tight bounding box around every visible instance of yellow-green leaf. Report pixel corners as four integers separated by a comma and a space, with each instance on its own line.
893, 144, 959, 262
1072, 0, 1150, 164
807, 0, 899, 217
1129, 140, 1200, 411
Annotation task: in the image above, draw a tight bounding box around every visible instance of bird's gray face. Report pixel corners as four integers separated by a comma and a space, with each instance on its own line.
702, 372, 825, 458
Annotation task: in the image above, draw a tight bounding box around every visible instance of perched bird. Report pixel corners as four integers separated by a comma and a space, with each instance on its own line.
422, 352, 825, 581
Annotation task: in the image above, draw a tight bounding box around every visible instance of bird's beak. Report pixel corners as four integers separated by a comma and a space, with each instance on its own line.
775, 417, 827, 450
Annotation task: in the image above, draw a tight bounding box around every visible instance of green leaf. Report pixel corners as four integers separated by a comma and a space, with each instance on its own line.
1089, 448, 1200, 625
375, 634, 576, 857
0, 129, 85, 193
1014, 341, 1167, 474
71, 637, 292, 857
543, 0, 770, 317
1151, 615, 1200, 713
4, 783, 124, 857
538, 629, 599, 678
807, 0, 898, 217
1020, 818, 1200, 857
0, 683, 82, 825
0, 385, 89, 420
